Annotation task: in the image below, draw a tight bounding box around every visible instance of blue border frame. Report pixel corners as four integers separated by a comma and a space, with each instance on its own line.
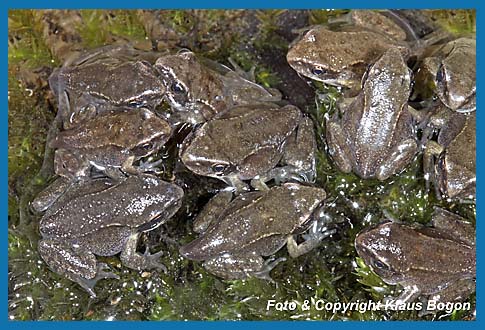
4, 0, 480, 327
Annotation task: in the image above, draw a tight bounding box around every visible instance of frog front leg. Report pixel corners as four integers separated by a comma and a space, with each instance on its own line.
120, 231, 167, 272
376, 138, 418, 181
326, 120, 354, 174
31, 177, 73, 213
38, 238, 119, 297
203, 252, 285, 281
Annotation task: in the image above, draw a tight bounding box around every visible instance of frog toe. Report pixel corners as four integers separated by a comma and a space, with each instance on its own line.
252, 257, 286, 282
143, 248, 168, 272
70, 264, 119, 298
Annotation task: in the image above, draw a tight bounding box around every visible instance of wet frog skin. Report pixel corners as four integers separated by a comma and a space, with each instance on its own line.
155, 51, 281, 124
50, 45, 166, 129
326, 47, 417, 180
38, 175, 184, 296
286, 25, 408, 91
179, 103, 316, 192
423, 105, 475, 200
355, 207, 475, 308
179, 183, 329, 280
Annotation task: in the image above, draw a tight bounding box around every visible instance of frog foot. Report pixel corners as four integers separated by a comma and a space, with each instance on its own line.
251, 167, 310, 191
252, 257, 286, 282
138, 158, 164, 174
142, 247, 168, 273
120, 233, 167, 272
71, 263, 119, 298
288, 223, 336, 258
228, 57, 256, 82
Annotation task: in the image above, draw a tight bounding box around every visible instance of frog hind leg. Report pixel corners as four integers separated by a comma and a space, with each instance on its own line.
326, 120, 353, 174
431, 207, 475, 246
279, 116, 317, 182
203, 252, 285, 281
192, 190, 233, 234
422, 140, 444, 198
287, 220, 337, 258
376, 138, 418, 181
120, 231, 167, 272
420, 278, 475, 316
38, 238, 118, 297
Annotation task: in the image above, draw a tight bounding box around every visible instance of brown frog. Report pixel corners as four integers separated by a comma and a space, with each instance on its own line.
50, 45, 166, 129
155, 51, 281, 124
51, 107, 172, 181
286, 24, 409, 92
180, 183, 330, 280
179, 103, 316, 192
326, 47, 417, 180
355, 207, 475, 309
423, 104, 475, 200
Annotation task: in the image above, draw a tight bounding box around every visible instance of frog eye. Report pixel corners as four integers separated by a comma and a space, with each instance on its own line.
170, 82, 186, 94
212, 164, 227, 175
436, 64, 445, 83
140, 142, 153, 151
373, 259, 390, 271
311, 66, 327, 76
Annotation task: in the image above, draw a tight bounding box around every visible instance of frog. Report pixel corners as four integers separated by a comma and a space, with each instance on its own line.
355, 207, 475, 310
423, 104, 475, 200
286, 24, 409, 92
326, 10, 409, 42
38, 174, 184, 296
51, 107, 172, 181
179, 102, 316, 192
326, 47, 418, 180
154, 50, 281, 124
179, 183, 331, 280
434, 38, 476, 113
49, 44, 166, 129
412, 38, 476, 113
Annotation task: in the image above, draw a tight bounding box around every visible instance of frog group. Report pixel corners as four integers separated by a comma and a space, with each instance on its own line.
287, 10, 475, 310
32, 10, 475, 313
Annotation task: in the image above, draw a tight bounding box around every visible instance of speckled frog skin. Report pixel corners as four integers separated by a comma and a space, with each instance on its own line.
38, 175, 184, 296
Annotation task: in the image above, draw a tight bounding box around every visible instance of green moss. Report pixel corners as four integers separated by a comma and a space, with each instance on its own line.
9, 10, 57, 68
426, 9, 476, 36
